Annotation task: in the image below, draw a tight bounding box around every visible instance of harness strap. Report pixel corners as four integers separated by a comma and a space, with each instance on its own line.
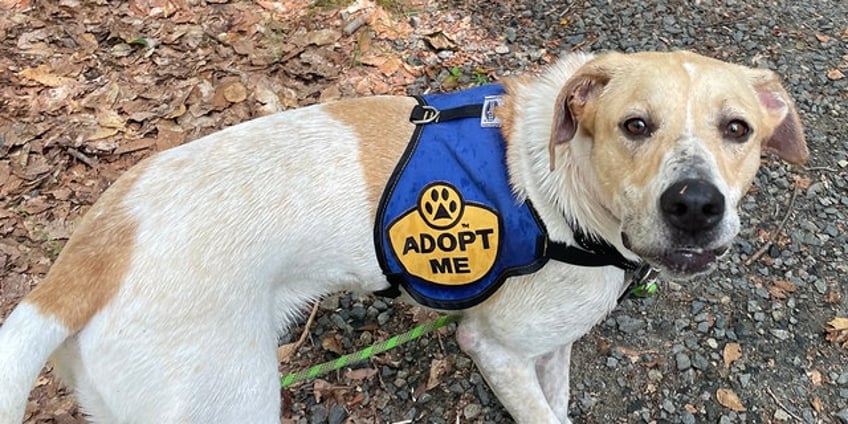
409, 103, 484, 124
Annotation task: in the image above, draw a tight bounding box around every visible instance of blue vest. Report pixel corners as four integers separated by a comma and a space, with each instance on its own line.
374, 84, 550, 310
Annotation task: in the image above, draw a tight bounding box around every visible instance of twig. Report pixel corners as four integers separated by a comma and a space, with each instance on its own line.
296, 301, 320, 349
805, 166, 838, 172
278, 301, 320, 363
743, 185, 799, 266
67, 147, 96, 168
766, 387, 805, 422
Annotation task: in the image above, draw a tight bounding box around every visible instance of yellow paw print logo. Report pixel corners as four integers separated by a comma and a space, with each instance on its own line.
418, 183, 464, 230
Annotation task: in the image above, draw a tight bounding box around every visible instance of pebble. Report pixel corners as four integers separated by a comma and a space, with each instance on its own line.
675, 353, 692, 371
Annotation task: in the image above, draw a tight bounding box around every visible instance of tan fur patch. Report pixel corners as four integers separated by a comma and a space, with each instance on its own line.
495, 78, 524, 145
322, 97, 417, 217
27, 164, 145, 331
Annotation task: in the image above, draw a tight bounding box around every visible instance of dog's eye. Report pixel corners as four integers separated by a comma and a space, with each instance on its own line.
621, 118, 652, 138
723, 119, 751, 141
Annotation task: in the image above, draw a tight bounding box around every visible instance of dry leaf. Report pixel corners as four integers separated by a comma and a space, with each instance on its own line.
768, 279, 797, 300
376, 56, 401, 76
277, 342, 297, 362
425, 358, 449, 390
0, 0, 32, 10
344, 368, 377, 381
827, 68, 845, 81
815, 33, 832, 43
321, 334, 344, 355
811, 396, 823, 413
222, 81, 248, 103
793, 175, 812, 190
723, 343, 742, 367
716, 388, 746, 412
19, 65, 74, 87
424, 31, 456, 51
808, 369, 822, 385
312, 379, 332, 403
825, 317, 848, 348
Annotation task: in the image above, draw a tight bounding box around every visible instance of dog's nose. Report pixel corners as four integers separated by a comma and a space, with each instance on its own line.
660, 179, 725, 233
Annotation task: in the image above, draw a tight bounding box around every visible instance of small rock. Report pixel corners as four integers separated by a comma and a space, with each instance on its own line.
675, 352, 692, 371
774, 408, 791, 421
494, 45, 510, 54
463, 403, 482, 419
327, 404, 346, 424
835, 407, 848, 424
770, 329, 791, 341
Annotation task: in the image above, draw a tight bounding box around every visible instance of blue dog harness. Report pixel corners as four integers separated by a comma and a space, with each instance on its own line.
374, 84, 642, 310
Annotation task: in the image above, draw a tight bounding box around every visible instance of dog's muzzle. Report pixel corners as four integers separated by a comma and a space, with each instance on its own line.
623, 178, 731, 276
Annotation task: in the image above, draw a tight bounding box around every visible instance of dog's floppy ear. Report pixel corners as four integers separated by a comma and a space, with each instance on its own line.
549, 62, 612, 170
747, 69, 808, 165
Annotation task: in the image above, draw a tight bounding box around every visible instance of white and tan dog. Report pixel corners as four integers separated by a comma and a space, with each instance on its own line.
0, 51, 807, 423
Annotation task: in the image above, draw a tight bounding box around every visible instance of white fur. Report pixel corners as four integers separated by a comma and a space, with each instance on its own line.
0, 52, 793, 423
0, 303, 70, 423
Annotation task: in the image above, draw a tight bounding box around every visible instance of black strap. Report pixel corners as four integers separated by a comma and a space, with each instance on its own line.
546, 229, 640, 272
409, 104, 484, 124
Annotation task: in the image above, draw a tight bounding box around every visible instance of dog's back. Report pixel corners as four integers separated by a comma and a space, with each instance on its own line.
0, 99, 415, 422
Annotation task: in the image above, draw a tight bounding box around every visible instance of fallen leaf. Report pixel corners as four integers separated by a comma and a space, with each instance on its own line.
0, 0, 32, 10
827, 68, 845, 81
18, 65, 74, 87
811, 396, 823, 413
305, 29, 340, 46
716, 388, 746, 412
312, 379, 332, 403
425, 358, 449, 390
321, 334, 344, 355
793, 175, 812, 190
344, 368, 377, 381
115, 138, 156, 155
85, 126, 119, 142
825, 317, 848, 348
768, 279, 797, 300
222, 80, 247, 103
808, 369, 822, 385
723, 343, 742, 367
424, 31, 456, 51
277, 342, 297, 362
815, 33, 832, 43
377, 56, 401, 76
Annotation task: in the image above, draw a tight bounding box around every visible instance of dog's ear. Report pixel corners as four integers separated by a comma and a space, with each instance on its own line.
747, 69, 808, 165
549, 63, 612, 170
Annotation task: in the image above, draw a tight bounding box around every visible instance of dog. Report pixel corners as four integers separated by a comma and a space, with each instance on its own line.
0, 50, 807, 423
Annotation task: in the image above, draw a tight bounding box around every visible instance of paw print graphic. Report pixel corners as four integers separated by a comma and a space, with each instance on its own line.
418, 183, 464, 229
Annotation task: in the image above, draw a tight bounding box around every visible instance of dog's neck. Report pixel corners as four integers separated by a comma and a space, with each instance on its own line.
500, 54, 638, 262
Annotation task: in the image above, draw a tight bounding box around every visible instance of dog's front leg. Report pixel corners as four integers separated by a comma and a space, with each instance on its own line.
457, 318, 563, 424
536, 343, 573, 423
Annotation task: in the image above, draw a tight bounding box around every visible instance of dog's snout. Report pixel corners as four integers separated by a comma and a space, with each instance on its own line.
660, 179, 725, 233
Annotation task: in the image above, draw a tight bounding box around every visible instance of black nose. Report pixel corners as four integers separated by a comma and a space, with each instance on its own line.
660, 179, 725, 233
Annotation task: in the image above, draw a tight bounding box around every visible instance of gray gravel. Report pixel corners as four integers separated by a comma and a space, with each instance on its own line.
284, 1, 848, 422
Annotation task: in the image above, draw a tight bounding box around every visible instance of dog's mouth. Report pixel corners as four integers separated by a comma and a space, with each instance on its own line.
622, 233, 730, 277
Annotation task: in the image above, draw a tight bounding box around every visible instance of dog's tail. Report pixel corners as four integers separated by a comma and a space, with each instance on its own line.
0, 296, 71, 423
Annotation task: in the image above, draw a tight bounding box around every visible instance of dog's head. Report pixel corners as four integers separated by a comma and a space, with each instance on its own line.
550, 51, 808, 279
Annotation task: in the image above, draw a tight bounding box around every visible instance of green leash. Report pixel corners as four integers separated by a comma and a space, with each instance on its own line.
280, 314, 460, 388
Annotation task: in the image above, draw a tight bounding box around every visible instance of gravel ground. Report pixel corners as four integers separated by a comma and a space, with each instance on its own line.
282, 1, 848, 423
